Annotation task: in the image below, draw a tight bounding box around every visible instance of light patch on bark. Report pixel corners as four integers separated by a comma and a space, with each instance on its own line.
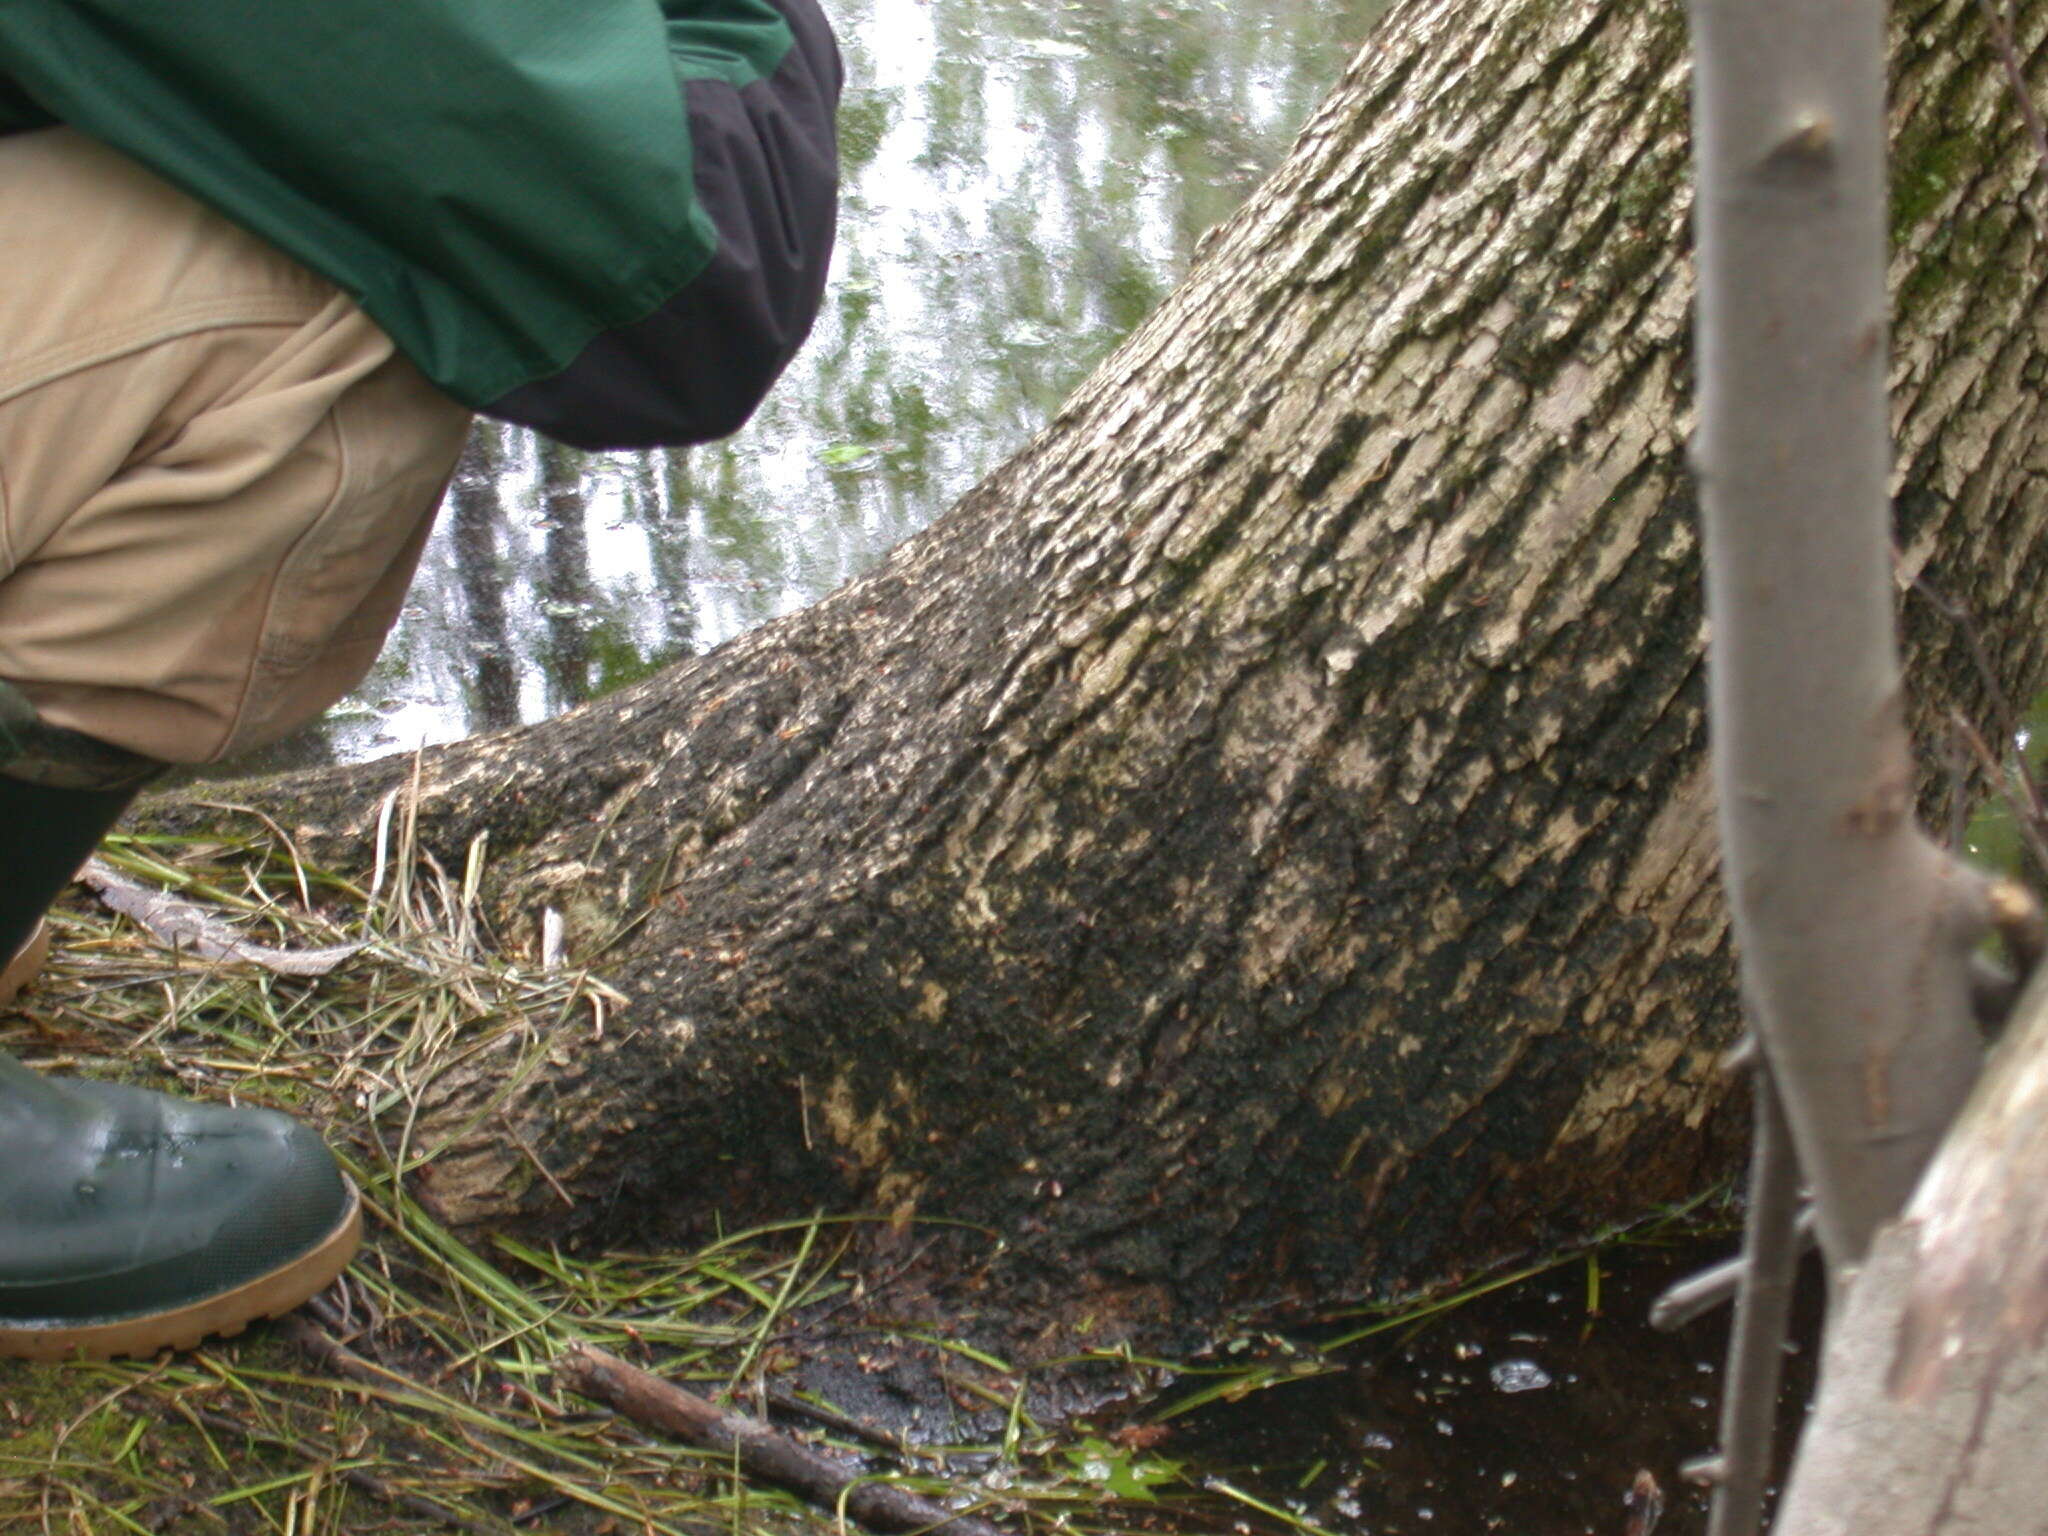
821, 1074, 897, 1174
1557, 1033, 1695, 1146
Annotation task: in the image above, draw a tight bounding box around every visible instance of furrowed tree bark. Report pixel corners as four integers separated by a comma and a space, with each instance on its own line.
153, 0, 2048, 1340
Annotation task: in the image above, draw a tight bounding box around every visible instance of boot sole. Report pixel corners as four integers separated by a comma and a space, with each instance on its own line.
0, 1179, 363, 1362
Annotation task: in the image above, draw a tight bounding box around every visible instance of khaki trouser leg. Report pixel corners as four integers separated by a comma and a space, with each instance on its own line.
0, 129, 472, 1001
0, 127, 474, 766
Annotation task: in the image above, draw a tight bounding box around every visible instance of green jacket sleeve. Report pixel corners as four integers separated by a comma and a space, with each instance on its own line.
0, 0, 841, 448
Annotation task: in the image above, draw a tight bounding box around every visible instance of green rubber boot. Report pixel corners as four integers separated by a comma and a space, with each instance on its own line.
0, 1057, 362, 1360
0, 769, 361, 1360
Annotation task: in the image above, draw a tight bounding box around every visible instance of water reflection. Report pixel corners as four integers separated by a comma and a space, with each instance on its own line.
1164, 1240, 1824, 1536
270, 0, 1391, 767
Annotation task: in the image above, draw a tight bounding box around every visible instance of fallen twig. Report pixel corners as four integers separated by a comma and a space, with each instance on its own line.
278, 1313, 395, 1391
764, 1382, 918, 1460
554, 1343, 1005, 1536
81, 859, 364, 976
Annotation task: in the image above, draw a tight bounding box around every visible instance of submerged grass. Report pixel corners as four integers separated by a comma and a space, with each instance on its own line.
0, 802, 1735, 1536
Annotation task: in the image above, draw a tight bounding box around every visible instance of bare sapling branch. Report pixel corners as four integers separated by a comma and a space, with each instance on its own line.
1651, 1206, 1817, 1333
1703, 1065, 1805, 1536
1687, 0, 1988, 1283
1677, 0, 2048, 1526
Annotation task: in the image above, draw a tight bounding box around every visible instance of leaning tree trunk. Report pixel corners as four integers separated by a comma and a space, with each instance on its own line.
166, 0, 2048, 1339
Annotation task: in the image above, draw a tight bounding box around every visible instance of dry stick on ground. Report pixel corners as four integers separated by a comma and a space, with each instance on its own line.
279, 1313, 404, 1391
554, 1344, 1006, 1536
764, 1384, 916, 1459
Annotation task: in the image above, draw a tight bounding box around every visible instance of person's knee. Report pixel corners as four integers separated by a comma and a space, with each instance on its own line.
0, 679, 168, 793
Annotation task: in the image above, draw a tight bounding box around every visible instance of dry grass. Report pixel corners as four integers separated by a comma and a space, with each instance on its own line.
0, 805, 1277, 1536
0, 798, 1729, 1536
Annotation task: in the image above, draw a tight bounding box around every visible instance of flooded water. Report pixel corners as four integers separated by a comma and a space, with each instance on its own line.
1158, 1236, 1824, 1536
243, 0, 1392, 772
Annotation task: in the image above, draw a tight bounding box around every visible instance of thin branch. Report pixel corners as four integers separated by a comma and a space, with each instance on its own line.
1901, 564, 2024, 750
1690, 0, 1985, 1269
555, 1344, 1007, 1536
279, 1312, 401, 1391
1706, 1065, 1806, 1536
1651, 1206, 1818, 1332
1976, 0, 2048, 241
1906, 558, 2045, 843
1949, 709, 2048, 881
765, 1384, 916, 1459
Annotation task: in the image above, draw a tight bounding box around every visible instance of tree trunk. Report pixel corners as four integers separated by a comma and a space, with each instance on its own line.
1771, 966, 2048, 1535
447, 428, 523, 734
162, 0, 2048, 1341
